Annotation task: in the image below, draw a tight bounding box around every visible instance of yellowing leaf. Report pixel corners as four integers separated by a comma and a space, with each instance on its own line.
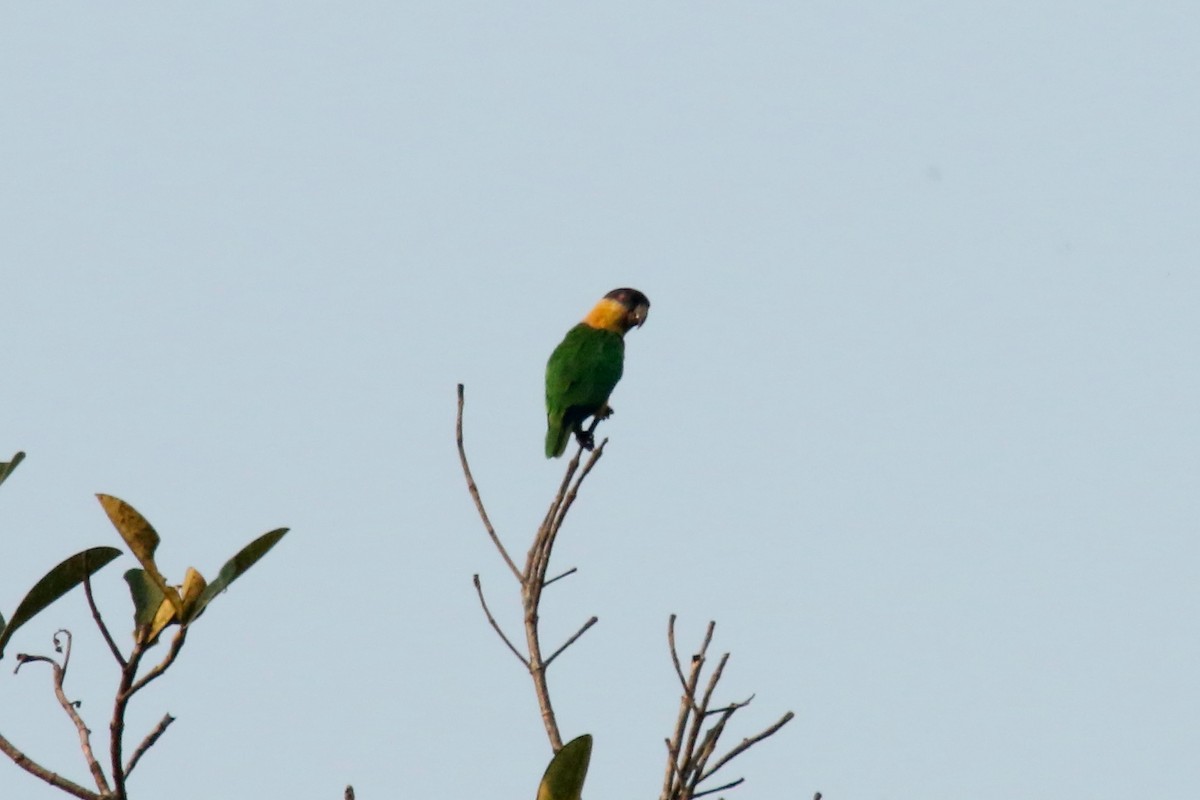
145, 596, 177, 644
97, 494, 182, 618
141, 568, 207, 645
179, 567, 207, 618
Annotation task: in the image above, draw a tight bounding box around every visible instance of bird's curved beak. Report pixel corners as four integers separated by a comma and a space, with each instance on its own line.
630, 302, 650, 328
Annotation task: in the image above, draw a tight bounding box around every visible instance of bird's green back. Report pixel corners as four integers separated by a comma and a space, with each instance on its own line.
546, 323, 625, 415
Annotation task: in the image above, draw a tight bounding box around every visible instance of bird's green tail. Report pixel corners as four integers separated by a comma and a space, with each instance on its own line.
545, 416, 571, 458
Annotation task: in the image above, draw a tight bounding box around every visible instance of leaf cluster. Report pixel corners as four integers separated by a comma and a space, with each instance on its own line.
0, 451, 288, 800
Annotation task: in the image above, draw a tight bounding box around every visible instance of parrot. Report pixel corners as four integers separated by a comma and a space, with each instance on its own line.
544, 287, 651, 458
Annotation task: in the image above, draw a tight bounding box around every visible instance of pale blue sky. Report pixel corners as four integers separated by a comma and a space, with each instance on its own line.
3, 3, 1198, 799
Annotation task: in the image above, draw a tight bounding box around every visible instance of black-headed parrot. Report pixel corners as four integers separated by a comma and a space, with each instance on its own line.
545, 288, 651, 458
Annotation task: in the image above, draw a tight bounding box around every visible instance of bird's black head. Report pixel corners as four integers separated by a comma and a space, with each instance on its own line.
603, 288, 651, 330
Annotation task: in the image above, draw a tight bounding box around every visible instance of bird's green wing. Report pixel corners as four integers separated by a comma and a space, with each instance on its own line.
545, 324, 625, 457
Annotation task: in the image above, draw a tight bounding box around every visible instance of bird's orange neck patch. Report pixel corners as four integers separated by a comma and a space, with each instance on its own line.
581, 298, 627, 333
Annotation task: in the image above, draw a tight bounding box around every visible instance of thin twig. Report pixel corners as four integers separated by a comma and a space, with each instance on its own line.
473, 575, 529, 667
549, 439, 607, 535
15, 637, 112, 796
112, 627, 187, 797
56, 629, 72, 674
684, 621, 717, 718
542, 455, 582, 540
84, 571, 126, 669
686, 672, 738, 794
688, 700, 739, 794
662, 632, 708, 800
0, 731, 100, 800
542, 567, 577, 587
124, 714, 175, 776
538, 448, 582, 540
677, 650, 712, 787
696, 653, 730, 728
696, 622, 716, 663
128, 626, 187, 695
456, 384, 522, 582
698, 711, 795, 783
534, 415, 602, 549
526, 439, 606, 613
704, 696, 754, 716
693, 777, 746, 798
663, 739, 687, 783
543, 616, 598, 668
668, 615, 688, 689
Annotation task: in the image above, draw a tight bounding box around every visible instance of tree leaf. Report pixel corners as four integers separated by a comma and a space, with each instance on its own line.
124, 568, 166, 644
124, 569, 163, 629
536, 734, 593, 800
179, 566, 207, 617
0, 546, 123, 659
188, 528, 287, 622
0, 451, 25, 490
97, 494, 182, 618
140, 567, 210, 644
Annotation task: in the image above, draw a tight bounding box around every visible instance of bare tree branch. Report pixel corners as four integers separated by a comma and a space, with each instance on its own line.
697, 653, 731, 718
456, 384, 522, 582
15, 634, 111, 796
472, 575, 529, 668
542, 566, 577, 587
547, 438, 607, 540
692, 777, 745, 798
522, 597, 563, 751
124, 713, 175, 776
110, 641, 146, 800
84, 572, 126, 669
111, 627, 188, 798
543, 616, 598, 669
661, 620, 794, 800
667, 614, 688, 690
698, 710, 795, 784
662, 626, 709, 800
128, 626, 188, 695
0, 731, 100, 800
457, 384, 613, 753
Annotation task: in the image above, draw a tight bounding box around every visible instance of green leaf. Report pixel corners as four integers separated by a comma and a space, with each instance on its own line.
0, 451, 26, 490
97, 494, 182, 618
187, 528, 288, 622
0, 546, 123, 659
123, 568, 165, 630
536, 734, 593, 800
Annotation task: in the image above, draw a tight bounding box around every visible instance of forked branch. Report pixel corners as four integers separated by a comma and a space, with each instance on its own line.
661, 616, 794, 800
457, 383, 794, 794
456, 384, 605, 752
14, 632, 110, 797
2, 599, 188, 800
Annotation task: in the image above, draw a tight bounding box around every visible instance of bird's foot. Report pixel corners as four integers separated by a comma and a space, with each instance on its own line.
573, 428, 596, 451
597, 404, 614, 420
